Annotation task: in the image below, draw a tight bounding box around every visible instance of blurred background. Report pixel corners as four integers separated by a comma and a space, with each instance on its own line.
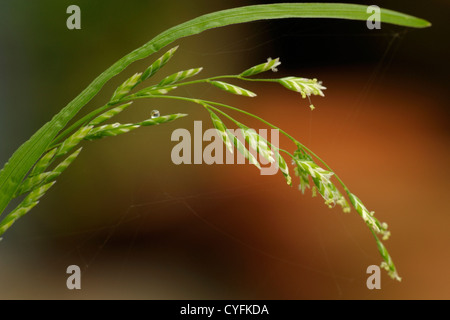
0, 0, 448, 299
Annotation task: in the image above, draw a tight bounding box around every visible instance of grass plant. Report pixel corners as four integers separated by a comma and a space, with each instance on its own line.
0, 3, 430, 281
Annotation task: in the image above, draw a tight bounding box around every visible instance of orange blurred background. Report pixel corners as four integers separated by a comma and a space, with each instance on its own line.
0, 0, 448, 299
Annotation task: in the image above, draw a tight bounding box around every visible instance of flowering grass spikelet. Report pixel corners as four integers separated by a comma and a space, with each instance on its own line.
85, 123, 140, 140
378, 239, 401, 281
348, 193, 391, 241
53, 147, 83, 175
29, 148, 57, 177
239, 127, 275, 164
15, 172, 60, 197
140, 113, 188, 126
135, 86, 178, 97
56, 125, 93, 157
226, 129, 261, 169
292, 148, 313, 193
348, 193, 382, 233
240, 57, 281, 77
89, 102, 133, 126
141, 46, 179, 81
111, 73, 142, 103
279, 77, 326, 99
273, 149, 292, 186
209, 81, 257, 97
159, 68, 203, 86
293, 156, 350, 212
207, 110, 234, 154
85, 114, 188, 140
0, 181, 56, 237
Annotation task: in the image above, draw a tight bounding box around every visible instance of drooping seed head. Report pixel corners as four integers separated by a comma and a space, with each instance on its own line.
159, 68, 203, 86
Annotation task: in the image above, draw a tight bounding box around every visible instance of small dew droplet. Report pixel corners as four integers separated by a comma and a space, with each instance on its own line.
151, 110, 160, 118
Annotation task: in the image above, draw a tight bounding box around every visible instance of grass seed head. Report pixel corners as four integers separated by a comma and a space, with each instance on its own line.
240, 57, 281, 77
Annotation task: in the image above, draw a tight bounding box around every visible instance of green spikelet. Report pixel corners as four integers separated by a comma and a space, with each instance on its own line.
140, 113, 188, 126
56, 126, 92, 157
208, 110, 233, 154
85, 114, 188, 141
89, 102, 133, 126
141, 46, 179, 81
209, 81, 256, 97
53, 148, 83, 174
240, 57, 281, 77
377, 239, 401, 282
279, 77, 326, 99
84, 123, 140, 140
226, 129, 261, 169
134, 85, 178, 97
15, 172, 60, 197
29, 148, 57, 177
274, 150, 291, 186
111, 73, 142, 103
159, 68, 202, 86
237, 125, 274, 164
0, 182, 56, 237
348, 193, 386, 235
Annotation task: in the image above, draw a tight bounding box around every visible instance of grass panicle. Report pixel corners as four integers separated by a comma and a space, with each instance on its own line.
0, 3, 431, 280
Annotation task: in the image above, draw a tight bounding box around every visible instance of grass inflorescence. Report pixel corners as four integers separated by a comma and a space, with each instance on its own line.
0, 3, 431, 281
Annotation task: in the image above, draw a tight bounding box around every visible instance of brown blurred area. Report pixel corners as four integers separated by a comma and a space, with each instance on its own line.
0, 0, 449, 299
